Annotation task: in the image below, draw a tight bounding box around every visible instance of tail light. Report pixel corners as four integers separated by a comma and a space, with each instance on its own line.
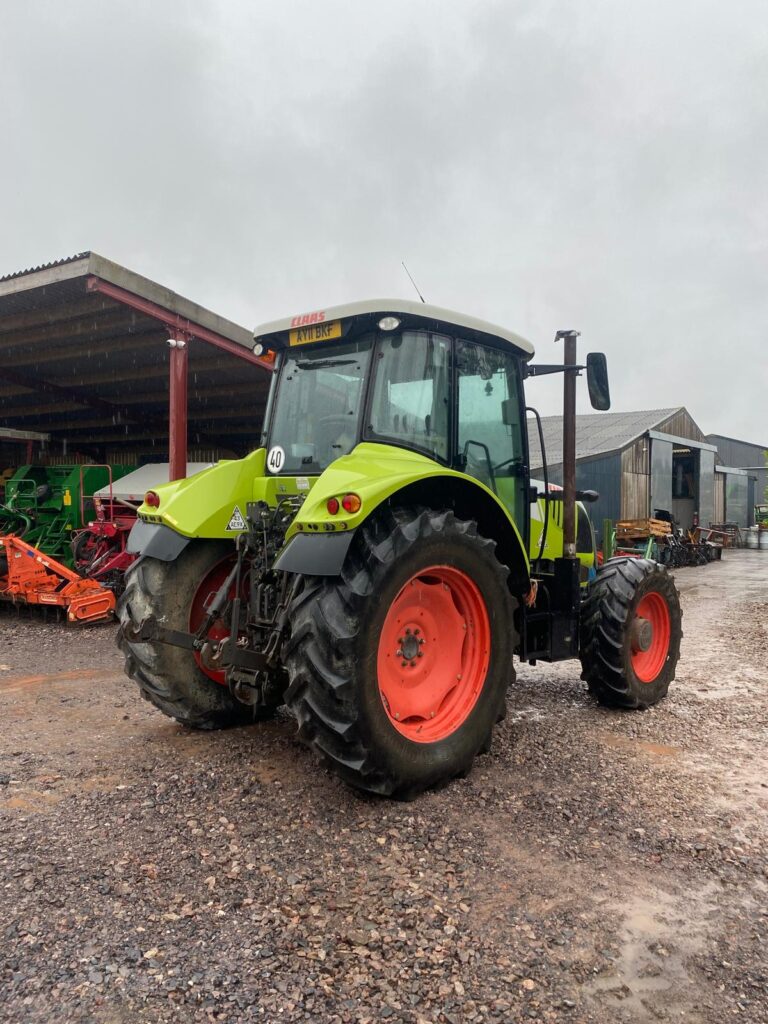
326, 497, 340, 515
145, 490, 161, 508
342, 493, 361, 514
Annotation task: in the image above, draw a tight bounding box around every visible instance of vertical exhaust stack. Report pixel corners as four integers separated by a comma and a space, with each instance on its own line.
556, 329, 580, 559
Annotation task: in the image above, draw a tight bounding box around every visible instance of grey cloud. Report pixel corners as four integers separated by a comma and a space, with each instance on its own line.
1, 0, 766, 439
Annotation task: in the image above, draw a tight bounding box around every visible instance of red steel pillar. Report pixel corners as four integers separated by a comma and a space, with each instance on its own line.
168, 331, 190, 481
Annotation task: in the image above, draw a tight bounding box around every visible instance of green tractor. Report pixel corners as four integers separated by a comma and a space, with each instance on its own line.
119, 301, 682, 797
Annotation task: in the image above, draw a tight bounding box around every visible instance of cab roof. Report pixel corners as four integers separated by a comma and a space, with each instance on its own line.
253, 298, 535, 358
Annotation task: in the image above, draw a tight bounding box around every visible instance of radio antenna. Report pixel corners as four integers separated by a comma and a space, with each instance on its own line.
402, 261, 426, 303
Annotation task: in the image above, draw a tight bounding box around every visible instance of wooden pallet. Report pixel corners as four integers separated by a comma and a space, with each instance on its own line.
615, 517, 672, 539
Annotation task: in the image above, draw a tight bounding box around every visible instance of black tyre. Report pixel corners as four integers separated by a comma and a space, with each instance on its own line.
118, 540, 280, 729
580, 557, 682, 709
283, 508, 517, 798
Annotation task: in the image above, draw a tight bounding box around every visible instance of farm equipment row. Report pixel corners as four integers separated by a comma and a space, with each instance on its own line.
0, 464, 134, 567
0, 463, 212, 623
612, 514, 721, 567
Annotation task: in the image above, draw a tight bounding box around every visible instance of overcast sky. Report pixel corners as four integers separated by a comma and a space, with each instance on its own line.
2, 1, 767, 440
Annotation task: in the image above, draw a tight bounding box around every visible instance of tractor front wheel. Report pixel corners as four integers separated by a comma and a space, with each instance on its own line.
283, 508, 517, 798
118, 540, 281, 729
580, 557, 682, 709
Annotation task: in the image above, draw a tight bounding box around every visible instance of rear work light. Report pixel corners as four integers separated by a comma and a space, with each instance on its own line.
342, 493, 361, 514
145, 490, 161, 508
326, 497, 340, 515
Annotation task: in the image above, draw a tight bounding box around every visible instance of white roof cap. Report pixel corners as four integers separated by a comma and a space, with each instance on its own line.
253, 298, 535, 357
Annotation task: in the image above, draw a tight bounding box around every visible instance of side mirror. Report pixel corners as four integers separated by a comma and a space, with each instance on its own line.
576, 489, 599, 503
586, 353, 610, 411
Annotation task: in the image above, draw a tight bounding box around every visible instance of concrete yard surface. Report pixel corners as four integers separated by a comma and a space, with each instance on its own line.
0, 552, 766, 1023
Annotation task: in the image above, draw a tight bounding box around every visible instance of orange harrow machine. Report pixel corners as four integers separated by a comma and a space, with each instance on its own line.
0, 534, 115, 624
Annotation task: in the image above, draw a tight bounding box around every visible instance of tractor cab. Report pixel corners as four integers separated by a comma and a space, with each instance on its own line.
253, 299, 534, 562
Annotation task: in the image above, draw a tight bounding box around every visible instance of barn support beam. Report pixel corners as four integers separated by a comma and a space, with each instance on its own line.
168, 332, 189, 482
86, 276, 272, 371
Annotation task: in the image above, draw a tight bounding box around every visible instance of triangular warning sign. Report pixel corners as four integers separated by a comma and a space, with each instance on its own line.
226, 505, 246, 531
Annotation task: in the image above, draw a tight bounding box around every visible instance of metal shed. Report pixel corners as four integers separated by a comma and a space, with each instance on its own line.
706, 433, 767, 527
0, 252, 272, 480
528, 407, 717, 532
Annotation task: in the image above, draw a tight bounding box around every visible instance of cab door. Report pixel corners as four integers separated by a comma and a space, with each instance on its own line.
455, 339, 529, 537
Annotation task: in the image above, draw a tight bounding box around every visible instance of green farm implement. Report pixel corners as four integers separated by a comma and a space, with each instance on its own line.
0, 464, 134, 567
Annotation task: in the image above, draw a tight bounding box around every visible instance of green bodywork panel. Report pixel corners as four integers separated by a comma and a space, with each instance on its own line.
530, 499, 596, 575
137, 444, 528, 570
137, 443, 594, 574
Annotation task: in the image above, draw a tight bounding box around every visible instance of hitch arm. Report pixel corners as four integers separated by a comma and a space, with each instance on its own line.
123, 615, 201, 651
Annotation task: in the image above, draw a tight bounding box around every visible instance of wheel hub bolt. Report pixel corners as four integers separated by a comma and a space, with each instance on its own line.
631, 617, 653, 653
401, 633, 421, 661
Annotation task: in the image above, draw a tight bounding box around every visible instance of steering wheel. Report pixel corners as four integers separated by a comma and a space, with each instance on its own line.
316, 415, 356, 456
317, 415, 354, 430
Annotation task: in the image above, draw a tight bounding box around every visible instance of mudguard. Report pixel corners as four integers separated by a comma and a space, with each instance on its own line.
126, 520, 191, 562
273, 530, 356, 576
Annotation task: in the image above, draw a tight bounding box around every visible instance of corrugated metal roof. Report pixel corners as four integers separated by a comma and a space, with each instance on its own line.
528, 408, 681, 469
0, 252, 254, 352
706, 432, 768, 452
0, 252, 270, 459
0, 251, 91, 284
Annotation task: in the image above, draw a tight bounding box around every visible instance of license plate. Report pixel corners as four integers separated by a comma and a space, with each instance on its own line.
289, 320, 342, 346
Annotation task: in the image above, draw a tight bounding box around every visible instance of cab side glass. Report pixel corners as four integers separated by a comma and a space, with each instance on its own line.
367, 331, 451, 462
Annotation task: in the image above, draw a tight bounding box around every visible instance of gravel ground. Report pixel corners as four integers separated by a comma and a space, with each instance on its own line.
1, 551, 766, 1023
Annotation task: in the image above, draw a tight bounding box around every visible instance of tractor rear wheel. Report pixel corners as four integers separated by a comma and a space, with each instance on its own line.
118, 540, 282, 729
580, 557, 682, 709
283, 508, 517, 798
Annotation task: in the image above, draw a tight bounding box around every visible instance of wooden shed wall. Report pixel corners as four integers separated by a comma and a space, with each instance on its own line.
620, 438, 650, 519
656, 409, 708, 444
714, 471, 725, 522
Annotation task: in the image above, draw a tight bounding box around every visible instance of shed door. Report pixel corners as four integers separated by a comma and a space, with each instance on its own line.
650, 439, 673, 516
698, 449, 715, 528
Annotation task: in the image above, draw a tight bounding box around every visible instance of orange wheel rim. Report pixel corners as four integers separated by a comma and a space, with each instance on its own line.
631, 592, 671, 683
377, 565, 491, 742
188, 555, 236, 685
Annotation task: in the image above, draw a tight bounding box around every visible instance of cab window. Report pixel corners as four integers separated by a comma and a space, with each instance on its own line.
367, 331, 451, 462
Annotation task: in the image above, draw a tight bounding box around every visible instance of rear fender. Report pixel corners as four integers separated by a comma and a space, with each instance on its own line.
279, 443, 530, 595
133, 449, 267, 540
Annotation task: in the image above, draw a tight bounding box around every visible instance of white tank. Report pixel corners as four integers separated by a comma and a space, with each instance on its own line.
759, 530, 768, 551
746, 527, 759, 549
